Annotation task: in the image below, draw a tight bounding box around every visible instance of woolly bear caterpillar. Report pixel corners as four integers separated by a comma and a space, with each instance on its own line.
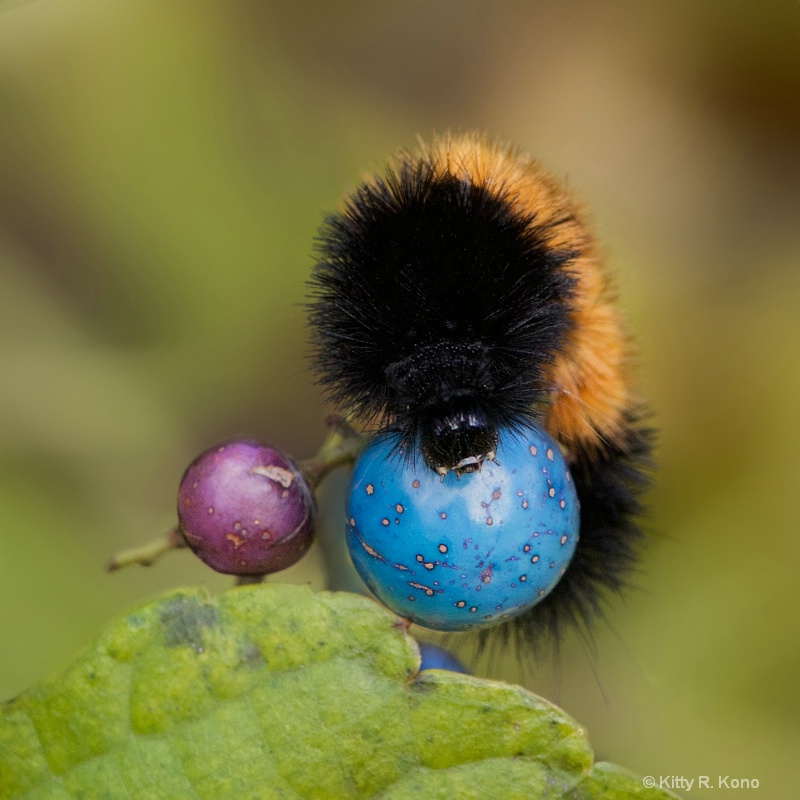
308, 133, 653, 647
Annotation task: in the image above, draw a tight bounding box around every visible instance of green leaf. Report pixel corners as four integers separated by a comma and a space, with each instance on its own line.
0, 584, 681, 799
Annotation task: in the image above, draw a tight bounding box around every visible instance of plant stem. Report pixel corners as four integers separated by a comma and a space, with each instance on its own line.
298, 415, 366, 489
107, 526, 186, 572
300, 416, 368, 594
235, 574, 266, 586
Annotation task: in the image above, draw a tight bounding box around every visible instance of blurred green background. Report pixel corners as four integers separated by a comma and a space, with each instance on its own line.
1, 0, 798, 796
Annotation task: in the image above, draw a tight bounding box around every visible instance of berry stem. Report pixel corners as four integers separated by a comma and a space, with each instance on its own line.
302, 416, 368, 595
107, 417, 366, 576
107, 526, 186, 572
299, 416, 366, 489
235, 574, 266, 585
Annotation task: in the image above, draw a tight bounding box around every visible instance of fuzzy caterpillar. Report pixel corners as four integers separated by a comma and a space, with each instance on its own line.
308, 133, 654, 649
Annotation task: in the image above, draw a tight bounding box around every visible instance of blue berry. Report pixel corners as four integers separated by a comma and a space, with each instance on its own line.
417, 642, 469, 674
346, 425, 580, 631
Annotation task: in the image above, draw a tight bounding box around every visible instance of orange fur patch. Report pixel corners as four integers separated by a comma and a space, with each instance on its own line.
399, 133, 634, 457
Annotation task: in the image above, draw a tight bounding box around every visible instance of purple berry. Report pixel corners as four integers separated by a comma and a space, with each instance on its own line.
178, 440, 315, 576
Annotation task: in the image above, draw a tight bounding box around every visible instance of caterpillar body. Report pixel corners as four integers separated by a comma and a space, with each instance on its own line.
309, 133, 653, 648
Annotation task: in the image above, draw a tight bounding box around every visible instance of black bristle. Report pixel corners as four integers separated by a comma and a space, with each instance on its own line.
308, 158, 577, 450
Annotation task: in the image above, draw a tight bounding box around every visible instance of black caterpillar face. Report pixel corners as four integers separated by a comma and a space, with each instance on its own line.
384, 340, 499, 473
419, 406, 498, 476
